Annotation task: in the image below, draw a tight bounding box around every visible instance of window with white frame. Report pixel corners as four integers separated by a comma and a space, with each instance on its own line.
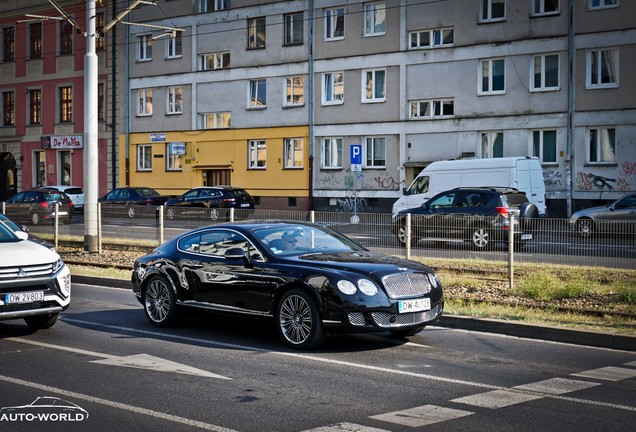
588, 0, 618, 10
532, 0, 559, 16
325, 7, 345, 40
248, 140, 266, 169
479, 58, 505, 94
166, 32, 182, 58
137, 89, 153, 116
199, 52, 230, 70
284, 12, 304, 45
409, 99, 454, 119
363, 69, 385, 102
480, 0, 505, 22
166, 86, 183, 114
199, 0, 230, 13
363, 2, 386, 36
284, 138, 304, 169
198, 112, 231, 129
248, 17, 266, 49
323, 72, 344, 105
481, 132, 504, 158
166, 142, 184, 171
588, 127, 615, 163
137, 34, 152, 61
533, 130, 557, 163
364, 137, 386, 168
409, 27, 454, 49
531, 53, 559, 91
137, 145, 152, 171
321, 138, 343, 169
285, 76, 304, 107
586, 48, 618, 88
249, 79, 266, 108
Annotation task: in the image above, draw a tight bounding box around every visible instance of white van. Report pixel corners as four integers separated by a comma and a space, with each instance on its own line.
393, 157, 546, 216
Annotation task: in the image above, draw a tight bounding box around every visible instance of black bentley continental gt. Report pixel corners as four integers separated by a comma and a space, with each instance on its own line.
131, 221, 444, 349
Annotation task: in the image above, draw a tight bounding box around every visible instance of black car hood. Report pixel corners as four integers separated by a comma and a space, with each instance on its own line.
289, 251, 433, 276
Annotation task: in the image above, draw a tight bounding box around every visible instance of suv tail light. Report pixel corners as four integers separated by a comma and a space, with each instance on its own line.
496, 207, 509, 218
223, 198, 236, 203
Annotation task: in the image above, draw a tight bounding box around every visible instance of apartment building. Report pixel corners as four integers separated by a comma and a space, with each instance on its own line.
0, 0, 115, 201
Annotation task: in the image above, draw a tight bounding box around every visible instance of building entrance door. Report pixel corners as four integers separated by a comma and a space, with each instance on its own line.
0, 153, 17, 201
205, 169, 231, 186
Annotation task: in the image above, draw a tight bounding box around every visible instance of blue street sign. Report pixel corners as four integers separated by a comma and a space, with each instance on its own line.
350, 144, 362, 171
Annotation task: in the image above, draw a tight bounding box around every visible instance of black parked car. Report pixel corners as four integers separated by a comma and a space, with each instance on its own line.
99, 187, 172, 218
164, 186, 255, 221
392, 187, 538, 249
132, 221, 444, 349
4, 190, 73, 225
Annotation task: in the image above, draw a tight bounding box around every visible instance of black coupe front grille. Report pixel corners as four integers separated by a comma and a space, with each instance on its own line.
382, 273, 432, 299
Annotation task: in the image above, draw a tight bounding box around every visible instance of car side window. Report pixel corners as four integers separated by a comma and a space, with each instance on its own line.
182, 230, 264, 261
616, 196, 636, 209
429, 193, 455, 209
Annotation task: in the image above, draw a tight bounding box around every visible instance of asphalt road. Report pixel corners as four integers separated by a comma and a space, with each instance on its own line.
1, 282, 635, 431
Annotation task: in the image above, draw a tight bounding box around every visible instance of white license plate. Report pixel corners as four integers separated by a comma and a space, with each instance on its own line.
6, 291, 45, 304
521, 234, 533, 240
240, 203, 250, 208
398, 298, 431, 314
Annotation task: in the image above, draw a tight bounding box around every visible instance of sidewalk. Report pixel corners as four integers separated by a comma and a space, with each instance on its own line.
73, 275, 636, 352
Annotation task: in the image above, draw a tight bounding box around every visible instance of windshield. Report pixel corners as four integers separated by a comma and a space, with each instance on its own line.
253, 224, 364, 257
0, 223, 20, 243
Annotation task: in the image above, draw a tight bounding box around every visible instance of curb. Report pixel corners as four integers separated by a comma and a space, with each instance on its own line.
73, 276, 636, 352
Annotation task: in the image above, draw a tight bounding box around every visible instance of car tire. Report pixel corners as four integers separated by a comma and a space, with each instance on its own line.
397, 223, 418, 247
31, 212, 40, 225
276, 289, 327, 350
577, 218, 594, 237
166, 207, 176, 220
24, 313, 59, 330
390, 325, 425, 338
471, 227, 490, 249
143, 275, 178, 327
127, 207, 135, 218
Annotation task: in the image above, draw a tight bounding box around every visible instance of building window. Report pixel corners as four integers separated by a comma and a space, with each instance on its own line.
29, 89, 41, 125
248, 17, 266, 49
59, 151, 71, 185
321, 138, 343, 169
137, 145, 152, 171
533, 130, 557, 163
2, 27, 15, 62
325, 7, 345, 40
2, 91, 14, 126
96, 12, 105, 50
33, 150, 46, 187
29, 23, 42, 59
363, 2, 386, 36
364, 137, 386, 168
199, 0, 230, 13
284, 138, 304, 169
588, 0, 618, 10
532, 0, 559, 16
60, 20, 73, 55
363, 69, 386, 102
481, 0, 505, 22
166, 33, 182, 58
285, 76, 304, 107
248, 140, 266, 169
284, 12, 304, 45
249, 79, 266, 108
98, 83, 105, 122
409, 99, 454, 119
137, 34, 152, 61
409, 27, 454, 49
137, 89, 153, 116
479, 58, 505, 94
588, 128, 615, 163
198, 112, 231, 129
587, 48, 618, 88
323, 72, 344, 105
167, 86, 183, 114
199, 52, 230, 70
59, 86, 73, 123
531, 53, 559, 91
482, 132, 504, 158
166, 143, 184, 171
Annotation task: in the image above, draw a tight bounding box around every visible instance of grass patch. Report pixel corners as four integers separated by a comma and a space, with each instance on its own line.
68, 264, 130, 280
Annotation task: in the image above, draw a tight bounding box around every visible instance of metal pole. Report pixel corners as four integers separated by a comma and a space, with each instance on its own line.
54, 202, 59, 250
508, 215, 515, 290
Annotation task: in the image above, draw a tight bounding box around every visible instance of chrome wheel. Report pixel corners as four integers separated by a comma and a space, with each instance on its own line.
210, 208, 219, 220
31, 212, 40, 225
144, 276, 177, 326
472, 228, 490, 249
127, 207, 135, 218
577, 219, 593, 237
277, 289, 326, 349
166, 208, 175, 220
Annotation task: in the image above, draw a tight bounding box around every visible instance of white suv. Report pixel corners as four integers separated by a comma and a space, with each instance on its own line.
0, 223, 71, 329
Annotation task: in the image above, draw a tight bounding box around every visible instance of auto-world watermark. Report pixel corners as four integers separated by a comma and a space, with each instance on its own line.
0, 397, 88, 423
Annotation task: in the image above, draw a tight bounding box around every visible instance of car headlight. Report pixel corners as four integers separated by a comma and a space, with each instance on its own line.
358, 279, 378, 296
52, 258, 64, 274
427, 273, 440, 289
337, 280, 357, 295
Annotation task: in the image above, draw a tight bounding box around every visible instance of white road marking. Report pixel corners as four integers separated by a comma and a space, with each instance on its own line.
451, 390, 543, 409
572, 366, 636, 382
7, 337, 230, 380
514, 378, 601, 395
405, 342, 431, 348
370, 405, 474, 427
302, 422, 390, 432
0, 375, 237, 432
624, 360, 636, 367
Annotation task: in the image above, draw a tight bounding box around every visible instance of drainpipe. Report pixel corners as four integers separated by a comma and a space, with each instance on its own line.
308, 0, 315, 211
566, 0, 574, 217
125, 0, 130, 186
111, 0, 117, 189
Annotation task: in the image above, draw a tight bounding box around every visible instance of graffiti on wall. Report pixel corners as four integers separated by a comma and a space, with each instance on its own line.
576, 172, 631, 192
543, 170, 562, 188
372, 175, 402, 189
336, 190, 370, 213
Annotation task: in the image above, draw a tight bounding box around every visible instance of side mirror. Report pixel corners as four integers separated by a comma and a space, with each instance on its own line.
225, 247, 247, 260
15, 231, 29, 241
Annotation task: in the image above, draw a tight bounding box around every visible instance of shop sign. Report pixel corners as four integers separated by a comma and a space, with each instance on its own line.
41, 135, 84, 149
169, 142, 186, 155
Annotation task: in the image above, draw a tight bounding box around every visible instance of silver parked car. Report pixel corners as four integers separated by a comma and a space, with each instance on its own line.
570, 193, 636, 237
